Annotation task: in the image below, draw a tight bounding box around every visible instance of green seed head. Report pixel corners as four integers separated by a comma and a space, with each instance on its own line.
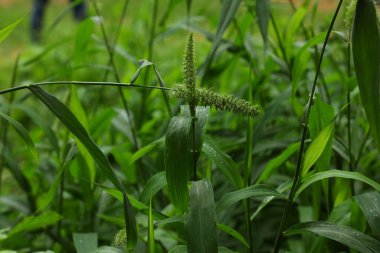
183, 33, 197, 114
173, 85, 261, 118
345, 0, 357, 30
114, 229, 127, 248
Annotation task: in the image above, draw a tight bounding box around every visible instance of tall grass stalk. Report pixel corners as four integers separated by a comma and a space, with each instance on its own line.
0, 55, 19, 193
0, 81, 170, 96
139, 0, 158, 128
243, 33, 254, 253
273, 0, 343, 251
92, 0, 141, 165
347, 31, 354, 195
287, 0, 332, 103
102, 0, 130, 81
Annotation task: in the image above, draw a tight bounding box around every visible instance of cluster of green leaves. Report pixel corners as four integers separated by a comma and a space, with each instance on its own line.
0, 0, 380, 252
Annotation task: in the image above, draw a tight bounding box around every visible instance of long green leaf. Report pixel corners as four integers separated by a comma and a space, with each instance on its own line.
217, 223, 249, 248
352, 0, 380, 151
257, 142, 300, 183
295, 170, 380, 199
73, 233, 97, 253
199, 0, 243, 82
256, 0, 271, 46
216, 184, 286, 213
165, 116, 192, 212
148, 195, 155, 253
139, 171, 167, 204
302, 121, 335, 176
28, 86, 137, 249
0, 112, 38, 163
0, 17, 23, 44
356, 191, 380, 239
186, 179, 218, 253
12, 103, 60, 154
70, 85, 96, 186
74, 18, 94, 60
308, 95, 335, 172
129, 137, 164, 165
37, 142, 77, 211
284, 221, 380, 253
202, 137, 243, 189
8, 211, 62, 237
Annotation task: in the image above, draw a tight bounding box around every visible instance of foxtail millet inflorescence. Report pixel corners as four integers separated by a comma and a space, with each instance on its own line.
183, 33, 197, 116
176, 33, 261, 118
173, 84, 261, 118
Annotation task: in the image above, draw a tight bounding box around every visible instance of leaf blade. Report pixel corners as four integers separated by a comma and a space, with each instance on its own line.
28, 86, 137, 249
284, 221, 380, 253
352, 0, 380, 151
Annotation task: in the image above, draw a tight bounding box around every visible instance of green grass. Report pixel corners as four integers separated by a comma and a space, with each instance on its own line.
0, 0, 380, 252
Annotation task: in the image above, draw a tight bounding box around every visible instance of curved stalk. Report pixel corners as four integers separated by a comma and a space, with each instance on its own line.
273, 1, 343, 252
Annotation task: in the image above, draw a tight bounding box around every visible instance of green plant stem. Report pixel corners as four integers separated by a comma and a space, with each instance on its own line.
191, 117, 197, 180
270, 14, 291, 73
139, 0, 158, 128
0, 55, 19, 193
347, 31, 354, 195
353, 131, 371, 170
91, 0, 141, 168
103, 0, 130, 81
243, 38, 254, 253
0, 81, 170, 96
287, 0, 331, 104
273, 1, 343, 252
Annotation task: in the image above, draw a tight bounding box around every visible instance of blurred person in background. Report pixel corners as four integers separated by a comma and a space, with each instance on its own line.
31, 0, 86, 42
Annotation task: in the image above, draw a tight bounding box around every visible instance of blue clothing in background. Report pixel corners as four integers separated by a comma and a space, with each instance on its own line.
31, 0, 86, 41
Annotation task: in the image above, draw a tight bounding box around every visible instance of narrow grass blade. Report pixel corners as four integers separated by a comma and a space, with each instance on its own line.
74, 18, 94, 60
0, 17, 23, 44
70, 85, 96, 186
129, 60, 172, 116
295, 170, 380, 199
292, 32, 326, 99
37, 142, 77, 211
186, 179, 218, 253
257, 142, 300, 183
302, 121, 335, 176
12, 104, 60, 154
284, 7, 307, 56
28, 86, 137, 249
308, 95, 335, 171
284, 221, 380, 253
352, 0, 380, 151
139, 171, 167, 204
129, 137, 164, 165
256, 0, 271, 46
89, 108, 115, 139
101, 184, 167, 220
0, 112, 38, 163
356, 191, 380, 239
169, 245, 187, 253
165, 116, 192, 212
148, 195, 155, 253
202, 137, 243, 189
73, 233, 97, 253
216, 184, 286, 213
217, 223, 249, 248
199, 0, 243, 82
8, 211, 62, 237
